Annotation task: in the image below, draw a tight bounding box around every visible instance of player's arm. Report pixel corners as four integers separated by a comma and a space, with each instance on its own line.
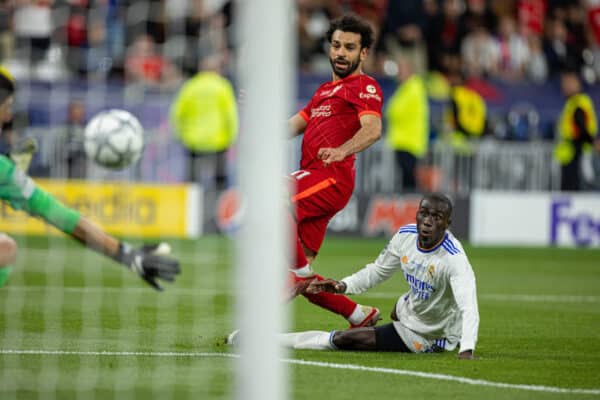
29, 189, 180, 291
0, 157, 179, 291
317, 113, 382, 166
289, 112, 308, 138
448, 258, 480, 359
308, 233, 403, 295
71, 217, 180, 291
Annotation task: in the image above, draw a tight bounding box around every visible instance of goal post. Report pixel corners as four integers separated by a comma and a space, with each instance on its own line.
235, 1, 295, 400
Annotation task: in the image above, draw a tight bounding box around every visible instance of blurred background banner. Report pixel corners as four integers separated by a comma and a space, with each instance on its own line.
471, 190, 600, 247
0, 180, 201, 237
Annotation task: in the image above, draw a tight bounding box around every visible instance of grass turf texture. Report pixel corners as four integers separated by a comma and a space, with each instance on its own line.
1, 234, 599, 399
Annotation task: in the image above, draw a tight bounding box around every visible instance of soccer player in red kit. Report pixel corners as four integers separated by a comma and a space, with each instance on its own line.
287, 15, 383, 328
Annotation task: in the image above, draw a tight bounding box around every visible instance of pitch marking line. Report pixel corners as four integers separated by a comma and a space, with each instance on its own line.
1, 349, 599, 395
4, 286, 599, 303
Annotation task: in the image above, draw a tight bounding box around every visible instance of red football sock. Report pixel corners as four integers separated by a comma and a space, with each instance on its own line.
287, 212, 309, 270
293, 236, 308, 269
301, 274, 357, 318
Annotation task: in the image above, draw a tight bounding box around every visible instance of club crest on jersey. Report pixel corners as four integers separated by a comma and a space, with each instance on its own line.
428, 265, 435, 280
366, 84, 376, 94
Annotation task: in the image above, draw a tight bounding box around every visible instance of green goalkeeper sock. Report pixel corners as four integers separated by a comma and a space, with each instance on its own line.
0, 266, 12, 288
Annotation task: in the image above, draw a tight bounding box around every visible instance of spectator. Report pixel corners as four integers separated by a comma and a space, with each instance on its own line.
461, 22, 500, 79
553, 69, 599, 191
543, 17, 581, 77
426, 0, 466, 74
164, 0, 204, 76
0, 1, 13, 61
385, 58, 429, 192
63, 2, 88, 75
62, 2, 112, 78
462, 0, 497, 35
170, 52, 238, 189
124, 33, 182, 89
13, 0, 54, 68
496, 15, 530, 82
376, 0, 427, 76
444, 71, 487, 154
297, 0, 330, 73
56, 100, 87, 179
524, 32, 548, 83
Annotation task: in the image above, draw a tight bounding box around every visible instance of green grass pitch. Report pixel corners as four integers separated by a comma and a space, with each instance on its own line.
1, 234, 599, 399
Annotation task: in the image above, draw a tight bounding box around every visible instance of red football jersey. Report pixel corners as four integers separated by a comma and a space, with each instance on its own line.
299, 74, 383, 173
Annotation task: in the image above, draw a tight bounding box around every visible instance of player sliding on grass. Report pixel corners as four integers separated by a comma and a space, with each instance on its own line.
231, 194, 479, 358
0, 67, 180, 291
286, 14, 383, 328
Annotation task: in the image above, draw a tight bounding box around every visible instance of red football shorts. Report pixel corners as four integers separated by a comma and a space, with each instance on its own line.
289, 168, 354, 254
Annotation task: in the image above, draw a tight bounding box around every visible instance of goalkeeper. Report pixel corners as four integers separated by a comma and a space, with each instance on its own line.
0, 67, 180, 291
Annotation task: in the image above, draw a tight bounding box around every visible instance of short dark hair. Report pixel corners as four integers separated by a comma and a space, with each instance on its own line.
326, 14, 374, 49
423, 193, 453, 218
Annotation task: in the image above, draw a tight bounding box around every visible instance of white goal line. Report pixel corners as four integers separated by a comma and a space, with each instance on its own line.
1, 349, 598, 395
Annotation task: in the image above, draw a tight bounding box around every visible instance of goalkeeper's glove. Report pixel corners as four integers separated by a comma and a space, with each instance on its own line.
116, 242, 181, 291
9, 137, 38, 172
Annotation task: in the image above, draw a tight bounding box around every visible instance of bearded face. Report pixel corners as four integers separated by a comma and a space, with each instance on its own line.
328, 30, 366, 80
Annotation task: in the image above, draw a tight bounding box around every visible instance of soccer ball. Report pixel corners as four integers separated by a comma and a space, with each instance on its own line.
84, 109, 144, 169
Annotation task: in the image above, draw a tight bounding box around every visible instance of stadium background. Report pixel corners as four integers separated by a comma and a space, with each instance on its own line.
1, 1, 600, 399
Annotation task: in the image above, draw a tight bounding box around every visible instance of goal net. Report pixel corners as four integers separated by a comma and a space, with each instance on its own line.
0, 1, 291, 398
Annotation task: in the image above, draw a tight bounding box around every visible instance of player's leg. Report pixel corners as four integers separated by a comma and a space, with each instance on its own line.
276, 324, 411, 352
0, 232, 17, 288
330, 323, 411, 351
295, 217, 380, 327
288, 169, 380, 326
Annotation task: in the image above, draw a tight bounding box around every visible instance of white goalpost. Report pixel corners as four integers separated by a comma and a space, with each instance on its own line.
235, 1, 294, 400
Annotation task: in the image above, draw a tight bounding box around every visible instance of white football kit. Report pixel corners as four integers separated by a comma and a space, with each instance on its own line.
341, 224, 479, 353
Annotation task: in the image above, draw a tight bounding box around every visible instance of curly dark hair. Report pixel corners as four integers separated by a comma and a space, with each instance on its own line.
326, 14, 374, 49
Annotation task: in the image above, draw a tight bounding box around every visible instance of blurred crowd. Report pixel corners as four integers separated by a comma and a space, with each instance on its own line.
0, 0, 234, 87
299, 0, 600, 84
0, 0, 599, 86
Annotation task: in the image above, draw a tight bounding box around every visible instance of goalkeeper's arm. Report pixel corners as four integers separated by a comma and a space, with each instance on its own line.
0, 154, 180, 290
71, 216, 181, 291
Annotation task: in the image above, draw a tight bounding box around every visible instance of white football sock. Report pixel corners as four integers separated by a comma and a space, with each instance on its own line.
291, 264, 314, 278
280, 330, 337, 350
347, 304, 368, 326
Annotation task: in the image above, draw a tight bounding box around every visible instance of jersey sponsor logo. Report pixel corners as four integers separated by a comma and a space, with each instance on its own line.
404, 272, 436, 300
319, 84, 343, 97
358, 92, 382, 102
310, 104, 332, 118
550, 198, 600, 246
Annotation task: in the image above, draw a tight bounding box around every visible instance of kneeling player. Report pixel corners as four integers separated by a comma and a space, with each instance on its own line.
230, 193, 479, 359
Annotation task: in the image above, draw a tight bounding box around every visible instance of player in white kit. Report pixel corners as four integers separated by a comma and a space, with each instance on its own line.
263, 193, 479, 359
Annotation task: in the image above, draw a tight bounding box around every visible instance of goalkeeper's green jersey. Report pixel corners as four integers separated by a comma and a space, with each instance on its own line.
0, 154, 80, 233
